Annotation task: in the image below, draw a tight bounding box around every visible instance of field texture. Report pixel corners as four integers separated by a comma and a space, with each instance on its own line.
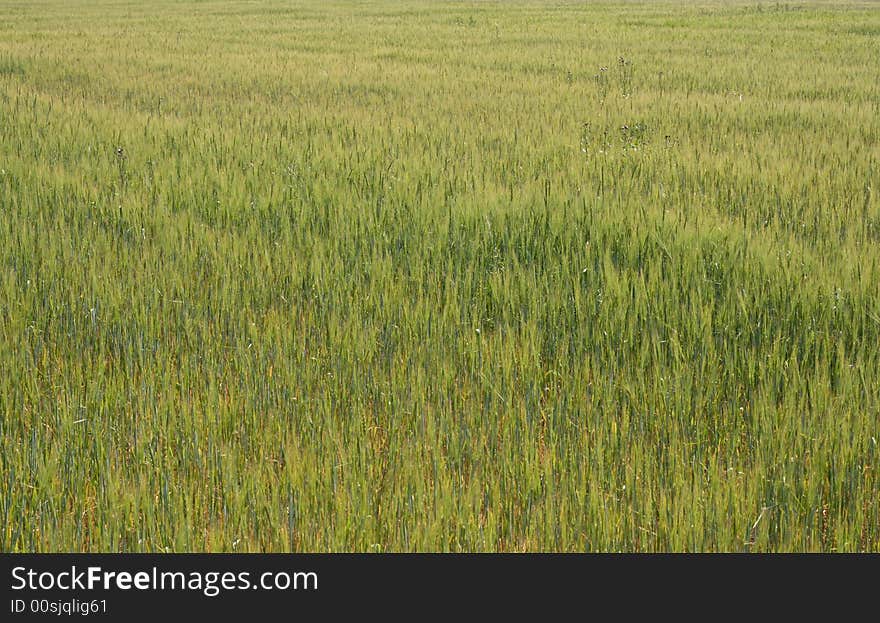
1, 0, 879, 552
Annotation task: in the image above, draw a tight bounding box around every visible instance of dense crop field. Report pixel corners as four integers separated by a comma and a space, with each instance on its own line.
1, 0, 878, 552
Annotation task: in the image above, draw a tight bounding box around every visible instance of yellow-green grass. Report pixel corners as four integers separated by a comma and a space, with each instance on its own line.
1, 0, 878, 551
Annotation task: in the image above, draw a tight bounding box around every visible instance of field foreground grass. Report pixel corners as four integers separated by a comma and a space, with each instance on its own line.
1, 0, 879, 551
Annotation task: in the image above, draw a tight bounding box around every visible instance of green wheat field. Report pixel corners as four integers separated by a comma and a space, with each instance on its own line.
1, 0, 878, 552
